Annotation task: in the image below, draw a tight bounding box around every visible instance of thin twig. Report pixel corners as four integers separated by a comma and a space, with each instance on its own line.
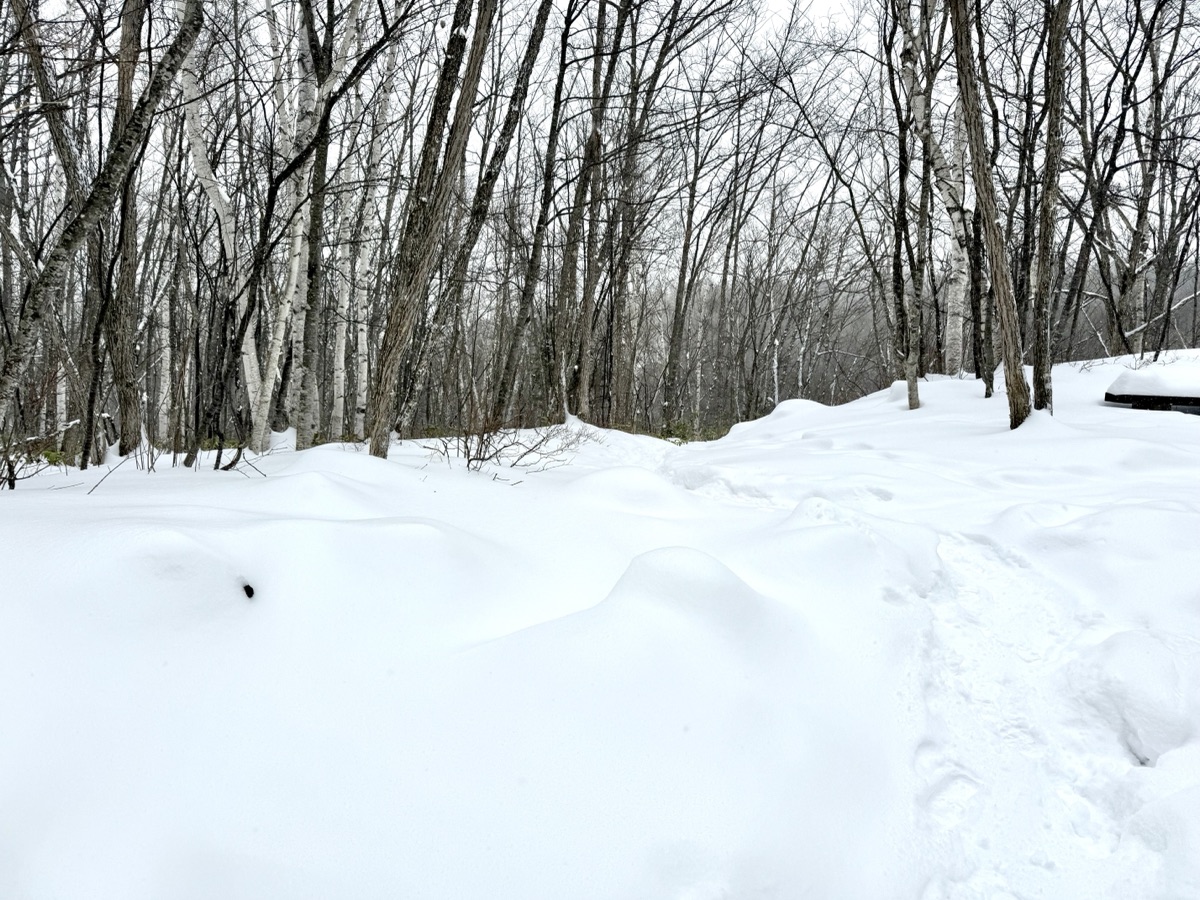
86, 454, 132, 495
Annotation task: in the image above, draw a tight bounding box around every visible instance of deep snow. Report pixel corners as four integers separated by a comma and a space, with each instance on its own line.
2, 355, 1199, 899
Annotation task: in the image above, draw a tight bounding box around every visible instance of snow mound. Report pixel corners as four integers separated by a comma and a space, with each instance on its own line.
1070, 630, 1200, 766
780, 495, 941, 600
596, 546, 800, 657
437, 546, 912, 898
721, 397, 830, 443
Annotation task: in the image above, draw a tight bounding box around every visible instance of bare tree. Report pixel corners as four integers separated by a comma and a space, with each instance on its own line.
0, 0, 204, 434
366, 0, 498, 457
950, 0, 1033, 427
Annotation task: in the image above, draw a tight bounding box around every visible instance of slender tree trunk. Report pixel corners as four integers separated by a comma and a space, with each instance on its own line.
896, 1, 970, 375
402, 0, 556, 431
554, 0, 632, 419
12, 0, 101, 463
950, 0, 1032, 427
367, 0, 498, 457
105, 0, 150, 457
945, 104, 968, 375
295, 134, 329, 449
1030, 0, 1068, 411
492, 0, 582, 425
885, 6, 919, 409
180, 24, 264, 446
663, 90, 710, 425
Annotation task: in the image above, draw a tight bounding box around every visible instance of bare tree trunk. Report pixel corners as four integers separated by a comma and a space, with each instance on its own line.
248, 0, 311, 451
180, 19, 264, 445
663, 55, 724, 426
10, 0, 99, 462
10, 0, 84, 201
950, 0, 1032, 428
1030, 0, 1068, 411
295, 133, 329, 449
884, 4, 919, 408
292, 0, 365, 450
402, 0, 556, 431
896, 0, 970, 376
326, 58, 391, 443
367, 0, 498, 457
492, 0, 582, 425
328, 92, 369, 442
555, 0, 632, 420
105, 0, 150, 457
944, 103, 968, 375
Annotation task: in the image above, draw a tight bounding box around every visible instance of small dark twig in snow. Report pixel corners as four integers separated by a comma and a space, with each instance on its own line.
86, 455, 132, 495
237, 455, 269, 478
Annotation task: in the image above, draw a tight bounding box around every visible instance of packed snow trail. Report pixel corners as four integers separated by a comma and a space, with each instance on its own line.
914, 532, 1155, 898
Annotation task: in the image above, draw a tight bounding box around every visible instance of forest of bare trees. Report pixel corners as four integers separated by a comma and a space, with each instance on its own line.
2, 0, 1198, 476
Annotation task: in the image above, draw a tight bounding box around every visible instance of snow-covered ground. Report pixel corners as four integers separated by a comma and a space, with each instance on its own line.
3, 355, 1200, 900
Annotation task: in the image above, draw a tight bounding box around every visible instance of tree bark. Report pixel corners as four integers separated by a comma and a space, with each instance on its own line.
554, 0, 633, 420
895, 0, 970, 375
491, 0, 583, 425
950, 0, 1032, 428
400, 0, 556, 431
367, 0, 498, 457
884, 4, 919, 408
1030, 0, 1068, 411
106, 0, 150, 457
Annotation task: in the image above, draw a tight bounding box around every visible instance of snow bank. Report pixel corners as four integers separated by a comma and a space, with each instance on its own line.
1070, 630, 1199, 766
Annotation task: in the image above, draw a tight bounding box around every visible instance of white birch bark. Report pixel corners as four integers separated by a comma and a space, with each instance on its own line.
249, 0, 314, 451
284, 0, 363, 442
156, 299, 171, 442
329, 91, 368, 442
943, 102, 968, 374
55, 361, 67, 447
286, 241, 311, 425
896, 0, 970, 374
354, 306, 369, 440
330, 26, 396, 441
250, 212, 307, 450
285, 32, 319, 429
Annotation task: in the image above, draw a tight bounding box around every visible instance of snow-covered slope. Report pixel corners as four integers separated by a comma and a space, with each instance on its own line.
3, 355, 1199, 899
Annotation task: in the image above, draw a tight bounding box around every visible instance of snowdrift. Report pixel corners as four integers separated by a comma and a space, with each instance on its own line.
2, 354, 1199, 899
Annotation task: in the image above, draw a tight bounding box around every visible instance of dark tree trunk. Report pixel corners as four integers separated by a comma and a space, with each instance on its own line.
1030, 0, 1068, 412
105, 0, 150, 456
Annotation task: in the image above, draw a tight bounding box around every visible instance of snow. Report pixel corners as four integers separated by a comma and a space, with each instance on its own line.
3, 354, 1200, 899
1108, 359, 1200, 398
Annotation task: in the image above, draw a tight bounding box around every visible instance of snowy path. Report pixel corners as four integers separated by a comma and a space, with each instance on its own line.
654, 388, 1200, 898
916, 533, 1164, 899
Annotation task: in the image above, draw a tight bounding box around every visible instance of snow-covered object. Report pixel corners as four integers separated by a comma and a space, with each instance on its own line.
2, 353, 1200, 899
1107, 362, 1200, 399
